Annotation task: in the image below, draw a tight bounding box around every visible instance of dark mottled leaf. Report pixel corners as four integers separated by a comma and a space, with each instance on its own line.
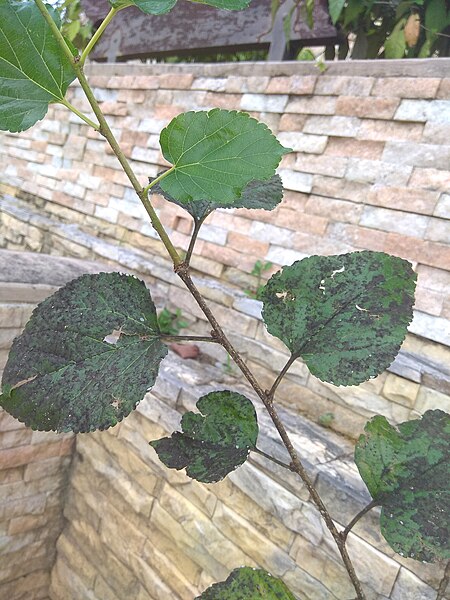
109, 0, 177, 14
159, 109, 290, 204
355, 410, 450, 562
152, 174, 283, 222
150, 390, 258, 483
197, 567, 296, 599
0, 0, 76, 133
261, 251, 416, 386
0, 273, 167, 433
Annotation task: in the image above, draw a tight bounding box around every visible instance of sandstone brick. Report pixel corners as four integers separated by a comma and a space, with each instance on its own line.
360, 205, 428, 237
413, 284, 444, 316
304, 115, 361, 137
275, 208, 328, 234
158, 73, 193, 89
336, 95, 399, 119
367, 186, 439, 215
191, 77, 227, 91
226, 76, 269, 93
305, 195, 362, 224
410, 167, 450, 192
227, 231, 268, 256
277, 169, 313, 193
278, 113, 308, 131
295, 153, 348, 178
382, 374, 420, 408
395, 99, 450, 123
422, 121, 450, 144
373, 77, 440, 99
346, 158, 412, 186
391, 568, 439, 600
285, 95, 336, 115
327, 222, 387, 252
0, 441, 63, 470
240, 93, 288, 113
203, 92, 241, 110
425, 217, 450, 244
266, 75, 316, 95
434, 193, 450, 219
315, 76, 374, 96
415, 387, 450, 413
265, 245, 308, 266
383, 141, 450, 170
358, 119, 423, 141
276, 132, 327, 154
324, 137, 384, 160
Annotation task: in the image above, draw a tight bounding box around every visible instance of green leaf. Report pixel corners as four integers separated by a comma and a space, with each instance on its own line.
0, 273, 167, 433
109, 0, 178, 14
329, 0, 346, 24
189, 0, 251, 9
425, 0, 450, 32
150, 391, 258, 483
197, 567, 296, 599
384, 18, 407, 58
0, 0, 76, 133
355, 410, 450, 562
153, 174, 283, 222
260, 251, 416, 386
159, 109, 290, 204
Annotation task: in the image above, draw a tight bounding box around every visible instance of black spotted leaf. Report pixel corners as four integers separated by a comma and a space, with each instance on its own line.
261, 251, 416, 386
152, 174, 283, 222
0, 0, 76, 133
355, 410, 450, 562
196, 567, 296, 599
159, 109, 290, 204
150, 391, 258, 483
0, 273, 167, 433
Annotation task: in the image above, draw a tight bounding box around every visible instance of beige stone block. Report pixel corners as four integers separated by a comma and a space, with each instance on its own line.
0, 409, 26, 432
24, 456, 71, 482
0, 428, 33, 448
0, 465, 23, 485
8, 511, 54, 535
50, 559, 96, 600
0, 492, 47, 522
0, 569, 49, 600
415, 387, 450, 413
56, 531, 97, 587
382, 374, 420, 408
93, 574, 121, 600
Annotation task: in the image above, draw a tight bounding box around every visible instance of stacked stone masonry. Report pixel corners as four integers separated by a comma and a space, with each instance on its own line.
0, 58, 449, 599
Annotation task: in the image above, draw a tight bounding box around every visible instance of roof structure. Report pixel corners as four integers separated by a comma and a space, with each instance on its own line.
81, 0, 337, 61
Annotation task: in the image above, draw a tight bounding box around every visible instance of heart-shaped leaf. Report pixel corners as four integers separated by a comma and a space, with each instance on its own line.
109, 0, 251, 14
0, 1, 76, 133
159, 109, 290, 204
196, 567, 296, 599
261, 251, 416, 386
150, 390, 258, 483
355, 410, 450, 562
152, 174, 283, 222
0, 273, 167, 433
109, 0, 178, 15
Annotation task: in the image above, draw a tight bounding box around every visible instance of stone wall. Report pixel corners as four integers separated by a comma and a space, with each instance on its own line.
0, 58, 449, 598
0, 252, 107, 600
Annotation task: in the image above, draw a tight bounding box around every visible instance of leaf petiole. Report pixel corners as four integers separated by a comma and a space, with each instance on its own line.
80, 7, 119, 67
59, 98, 100, 130
143, 167, 176, 196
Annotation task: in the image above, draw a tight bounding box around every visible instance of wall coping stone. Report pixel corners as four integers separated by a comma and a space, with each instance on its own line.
85, 58, 450, 78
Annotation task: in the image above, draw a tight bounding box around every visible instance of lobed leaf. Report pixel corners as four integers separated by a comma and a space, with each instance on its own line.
261, 251, 416, 386
355, 410, 450, 562
0, 0, 76, 133
0, 273, 167, 433
159, 109, 290, 204
150, 390, 258, 483
152, 174, 283, 222
197, 567, 296, 599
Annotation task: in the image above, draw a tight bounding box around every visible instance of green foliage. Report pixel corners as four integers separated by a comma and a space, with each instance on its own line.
328, 0, 450, 58
151, 391, 258, 483
159, 109, 290, 204
153, 174, 283, 224
0, 0, 76, 133
55, 0, 92, 49
261, 251, 416, 386
355, 410, 450, 562
109, 0, 250, 15
245, 260, 273, 300
157, 307, 189, 336
0, 273, 167, 433
197, 567, 296, 599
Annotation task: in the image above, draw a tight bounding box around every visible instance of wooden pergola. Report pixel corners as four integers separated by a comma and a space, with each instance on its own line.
81, 0, 338, 62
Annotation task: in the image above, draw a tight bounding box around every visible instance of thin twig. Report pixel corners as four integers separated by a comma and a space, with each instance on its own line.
341, 500, 379, 543
252, 446, 294, 471
185, 219, 204, 267
268, 354, 297, 399
59, 98, 100, 131
437, 561, 450, 600
80, 7, 118, 67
